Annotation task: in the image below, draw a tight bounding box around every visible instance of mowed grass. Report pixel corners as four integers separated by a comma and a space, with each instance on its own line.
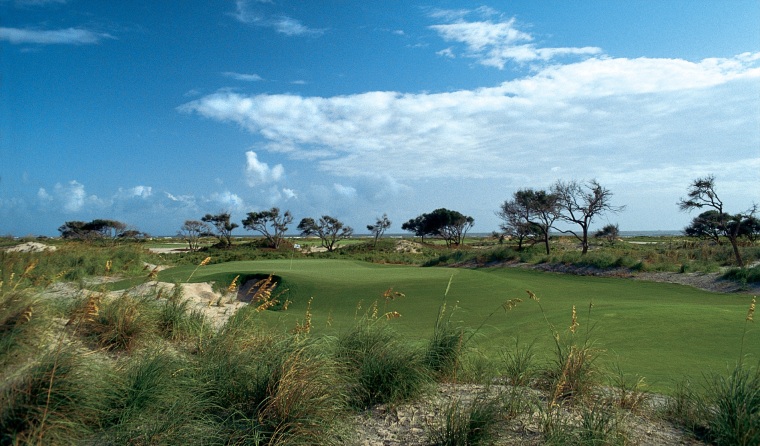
156, 259, 758, 393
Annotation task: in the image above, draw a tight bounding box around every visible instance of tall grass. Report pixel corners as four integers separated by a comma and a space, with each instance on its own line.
428, 391, 504, 446
335, 316, 432, 409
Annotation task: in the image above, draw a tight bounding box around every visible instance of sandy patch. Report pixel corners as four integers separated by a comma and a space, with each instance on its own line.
6, 242, 57, 253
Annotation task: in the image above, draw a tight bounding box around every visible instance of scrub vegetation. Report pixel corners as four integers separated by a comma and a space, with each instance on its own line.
1, 232, 758, 445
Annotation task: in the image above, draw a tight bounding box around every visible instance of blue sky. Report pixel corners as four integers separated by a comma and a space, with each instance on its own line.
2, 0, 759, 237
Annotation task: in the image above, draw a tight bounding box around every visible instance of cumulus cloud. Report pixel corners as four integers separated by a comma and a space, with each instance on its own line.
37, 180, 103, 213
179, 52, 759, 193
428, 12, 601, 68
0, 27, 114, 45
208, 190, 246, 211
116, 185, 153, 199
245, 150, 284, 185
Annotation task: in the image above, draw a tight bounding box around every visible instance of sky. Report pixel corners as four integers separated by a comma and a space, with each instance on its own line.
2, 0, 759, 237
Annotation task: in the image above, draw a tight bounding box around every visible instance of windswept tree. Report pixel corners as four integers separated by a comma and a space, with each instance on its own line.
242, 207, 293, 249
401, 215, 432, 243
497, 188, 560, 254
552, 179, 625, 254
404, 208, 474, 247
58, 219, 132, 243
58, 221, 89, 240
367, 214, 392, 246
297, 215, 354, 252
202, 212, 238, 247
594, 223, 620, 245
178, 220, 212, 252
679, 175, 757, 266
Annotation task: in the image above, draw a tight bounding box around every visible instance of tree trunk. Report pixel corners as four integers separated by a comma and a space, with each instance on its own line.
729, 236, 744, 267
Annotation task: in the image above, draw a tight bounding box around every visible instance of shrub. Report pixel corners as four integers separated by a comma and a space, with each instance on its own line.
723, 265, 760, 284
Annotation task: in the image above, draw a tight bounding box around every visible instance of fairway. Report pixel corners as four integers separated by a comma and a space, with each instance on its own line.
159, 259, 759, 392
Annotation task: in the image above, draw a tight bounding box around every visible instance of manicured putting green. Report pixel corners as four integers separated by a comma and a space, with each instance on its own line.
159, 259, 759, 393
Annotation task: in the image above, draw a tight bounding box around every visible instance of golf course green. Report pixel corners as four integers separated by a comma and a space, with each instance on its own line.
158, 258, 758, 392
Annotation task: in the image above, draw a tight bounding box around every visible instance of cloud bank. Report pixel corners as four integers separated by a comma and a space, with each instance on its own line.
179, 53, 760, 189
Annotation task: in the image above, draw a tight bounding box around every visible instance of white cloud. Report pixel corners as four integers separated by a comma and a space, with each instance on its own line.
116, 185, 153, 199
11, 0, 68, 6
37, 180, 102, 213
180, 52, 759, 193
333, 183, 357, 198
232, 0, 324, 36
282, 188, 297, 200
436, 47, 455, 58
429, 15, 601, 68
222, 71, 263, 82
273, 16, 323, 37
0, 27, 114, 45
208, 190, 246, 212
245, 150, 284, 185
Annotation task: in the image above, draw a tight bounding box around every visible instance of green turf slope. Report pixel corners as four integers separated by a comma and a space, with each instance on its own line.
158, 259, 758, 392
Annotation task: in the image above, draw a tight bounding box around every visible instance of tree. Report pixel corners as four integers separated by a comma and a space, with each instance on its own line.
241, 207, 293, 249
678, 175, 757, 266
497, 189, 560, 254
552, 179, 625, 254
683, 210, 724, 245
594, 223, 620, 245
401, 215, 432, 243
297, 215, 354, 252
58, 221, 89, 240
367, 214, 392, 246
58, 219, 131, 243
202, 212, 238, 247
178, 220, 212, 252
403, 208, 474, 247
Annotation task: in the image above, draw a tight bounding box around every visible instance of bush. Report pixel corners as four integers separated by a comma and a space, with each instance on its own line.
723, 265, 760, 284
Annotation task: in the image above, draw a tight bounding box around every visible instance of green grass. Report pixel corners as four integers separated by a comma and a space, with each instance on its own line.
152, 258, 759, 393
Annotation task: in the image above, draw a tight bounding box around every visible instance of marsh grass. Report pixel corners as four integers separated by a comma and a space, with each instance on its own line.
608, 364, 648, 413
0, 290, 46, 369
0, 348, 111, 445
702, 363, 760, 446
335, 316, 432, 409
500, 337, 538, 387
82, 294, 156, 352
425, 301, 464, 381
428, 391, 503, 446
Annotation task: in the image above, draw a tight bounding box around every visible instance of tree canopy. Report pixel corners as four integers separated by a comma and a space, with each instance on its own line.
297, 215, 353, 252
202, 212, 238, 247
402, 208, 473, 247
552, 179, 624, 254
367, 214, 392, 246
679, 175, 757, 266
58, 219, 140, 242
242, 207, 293, 249
497, 188, 559, 254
